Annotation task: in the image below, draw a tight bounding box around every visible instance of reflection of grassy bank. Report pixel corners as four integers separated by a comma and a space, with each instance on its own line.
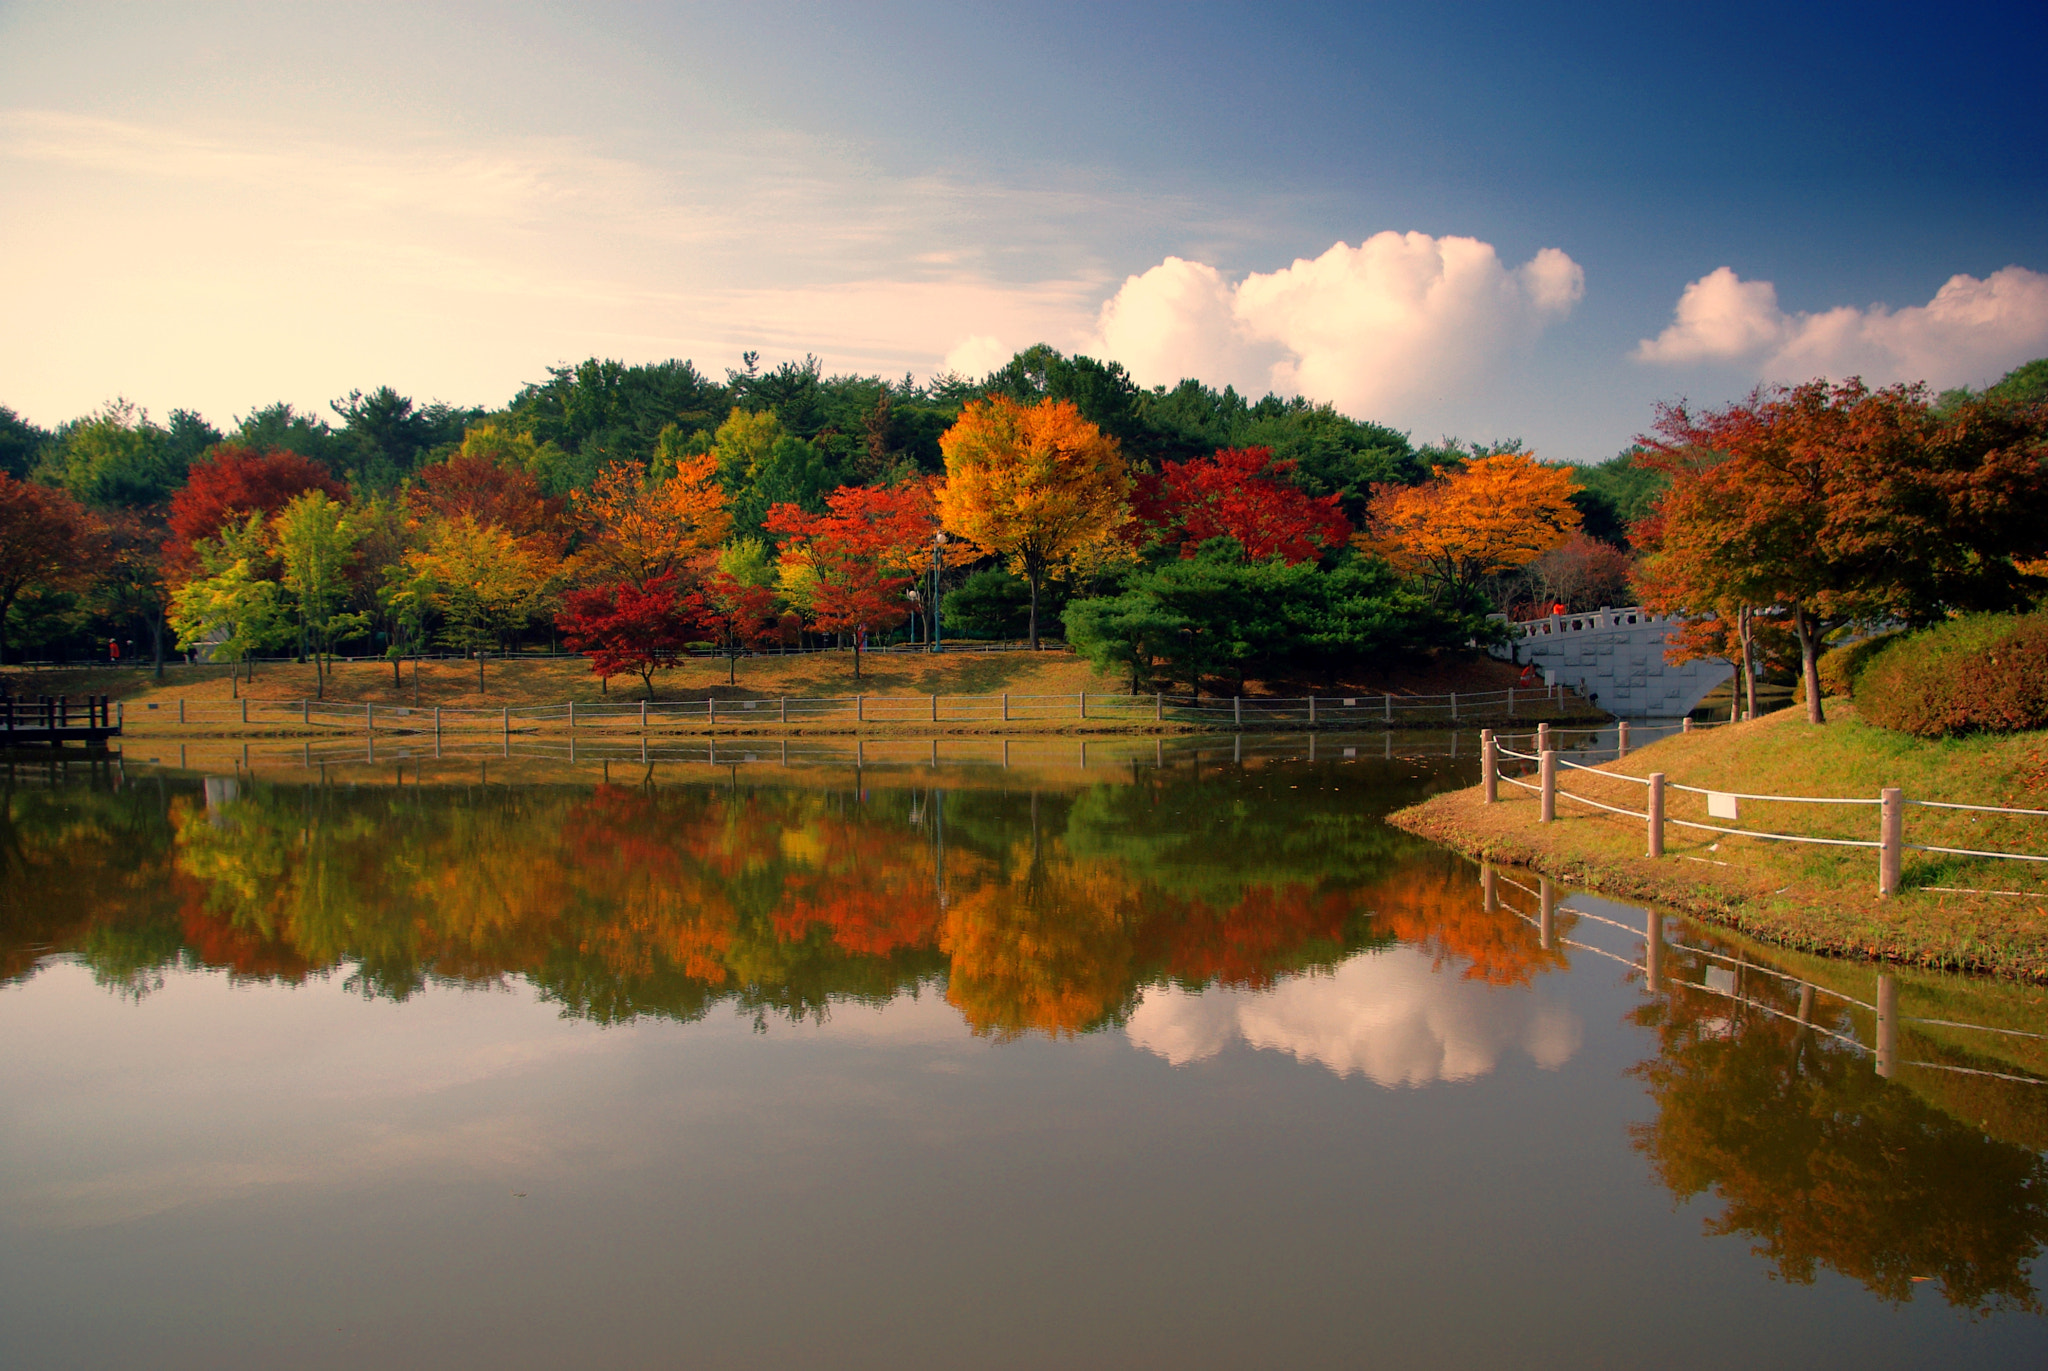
1395, 705, 2048, 981
1651, 916, 2048, 1148
111, 731, 1466, 792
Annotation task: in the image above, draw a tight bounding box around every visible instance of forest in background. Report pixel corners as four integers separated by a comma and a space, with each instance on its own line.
1, 347, 2041, 697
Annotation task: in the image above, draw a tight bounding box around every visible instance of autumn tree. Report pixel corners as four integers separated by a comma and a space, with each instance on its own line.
0, 473, 101, 667
1140, 446, 1351, 563
398, 513, 556, 690
1634, 379, 2048, 724
767, 484, 925, 679
271, 489, 368, 699
1363, 451, 1580, 608
169, 513, 289, 695
697, 573, 781, 684
410, 442, 566, 552
575, 453, 731, 587
558, 573, 700, 699
938, 395, 1133, 648
165, 444, 347, 581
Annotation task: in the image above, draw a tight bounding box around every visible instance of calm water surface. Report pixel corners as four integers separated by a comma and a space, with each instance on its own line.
3, 736, 2045, 1369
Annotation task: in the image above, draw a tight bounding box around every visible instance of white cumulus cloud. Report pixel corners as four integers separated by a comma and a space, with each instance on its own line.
1088, 232, 1584, 417
1125, 945, 1582, 1087
1636, 264, 2048, 388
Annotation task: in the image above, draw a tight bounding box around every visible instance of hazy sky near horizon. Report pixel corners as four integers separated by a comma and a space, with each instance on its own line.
3, 0, 2044, 460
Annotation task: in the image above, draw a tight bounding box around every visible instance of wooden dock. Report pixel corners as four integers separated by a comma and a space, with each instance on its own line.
1, 695, 121, 748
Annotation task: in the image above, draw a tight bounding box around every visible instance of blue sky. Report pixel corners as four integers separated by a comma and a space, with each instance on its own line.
3, 1, 2043, 460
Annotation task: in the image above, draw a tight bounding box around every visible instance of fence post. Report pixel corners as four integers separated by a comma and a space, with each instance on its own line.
1874, 973, 1897, 1077
1308, 696, 1317, 725
1480, 729, 1497, 803
640, 700, 647, 731
708, 697, 716, 724
1644, 909, 1663, 990
1539, 748, 1557, 822
1002, 693, 1010, 722
179, 698, 185, 725
780, 697, 788, 723
1383, 693, 1392, 722
367, 704, 374, 740
241, 698, 249, 725
434, 707, 442, 745
1507, 686, 1515, 718
931, 693, 938, 722
503, 706, 510, 745
302, 700, 310, 725
1681, 716, 1693, 734
1078, 691, 1085, 721
1481, 862, 1497, 912
1617, 720, 1629, 758
856, 695, 863, 723
1154, 692, 1162, 722
1233, 695, 1241, 727
1450, 691, 1458, 722
1647, 772, 1665, 857
1537, 721, 1550, 753
569, 700, 576, 731
1879, 786, 1903, 896
1539, 876, 1556, 950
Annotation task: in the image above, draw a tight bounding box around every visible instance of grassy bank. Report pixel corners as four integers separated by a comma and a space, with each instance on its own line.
8, 649, 1604, 736
1391, 703, 2048, 981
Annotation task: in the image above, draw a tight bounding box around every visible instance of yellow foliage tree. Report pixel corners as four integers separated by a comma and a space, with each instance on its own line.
1362, 451, 1581, 604
574, 453, 731, 587
398, 512, 557, 691
937, 395, 1132, 647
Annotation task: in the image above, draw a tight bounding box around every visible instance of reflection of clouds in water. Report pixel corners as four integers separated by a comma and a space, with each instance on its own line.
1126, 946, 1582, 1086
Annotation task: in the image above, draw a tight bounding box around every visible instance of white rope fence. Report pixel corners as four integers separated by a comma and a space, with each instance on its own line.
1478, 726, 2048, 896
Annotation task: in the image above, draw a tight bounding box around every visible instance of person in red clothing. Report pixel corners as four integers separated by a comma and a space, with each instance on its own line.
108, 638, 120, 663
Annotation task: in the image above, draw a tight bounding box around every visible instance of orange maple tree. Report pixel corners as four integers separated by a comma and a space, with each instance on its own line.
1364, 451, 1580, 605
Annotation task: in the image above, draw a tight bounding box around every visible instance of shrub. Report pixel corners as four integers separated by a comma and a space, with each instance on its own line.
1794, 629, 1905, 703
1855, 614, 2048, 738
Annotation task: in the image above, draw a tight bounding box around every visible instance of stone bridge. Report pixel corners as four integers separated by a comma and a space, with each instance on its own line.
1487, 607, 1733, 718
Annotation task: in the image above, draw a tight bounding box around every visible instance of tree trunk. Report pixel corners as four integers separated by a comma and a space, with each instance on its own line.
1026, 555, 1042, 651
728, 651, 736, 685
1793, 604, 1824, 724
1738, 607, 1758, 720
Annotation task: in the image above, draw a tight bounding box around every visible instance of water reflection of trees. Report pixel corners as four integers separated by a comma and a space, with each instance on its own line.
8, 768, 2046, 1316
1631, 968, 2048, 1316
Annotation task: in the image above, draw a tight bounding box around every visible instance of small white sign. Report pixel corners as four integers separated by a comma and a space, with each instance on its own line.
1707, 791, 1740, 821
1704, 966, 1738, 996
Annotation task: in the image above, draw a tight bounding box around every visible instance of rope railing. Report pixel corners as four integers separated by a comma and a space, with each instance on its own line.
1477, 726, 2048, 894
1480, 874, 2046, 1084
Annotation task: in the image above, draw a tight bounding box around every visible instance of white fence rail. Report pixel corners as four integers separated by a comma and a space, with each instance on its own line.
1479, 725, 2048, 896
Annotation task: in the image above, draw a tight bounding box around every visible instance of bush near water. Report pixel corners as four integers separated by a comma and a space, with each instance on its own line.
1854, 613, 2048, 738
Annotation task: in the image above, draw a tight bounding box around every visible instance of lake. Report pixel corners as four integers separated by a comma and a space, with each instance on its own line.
3, 735, 2045, 1369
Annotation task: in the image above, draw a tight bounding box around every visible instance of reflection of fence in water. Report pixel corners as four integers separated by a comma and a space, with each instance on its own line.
1480, 859, 2048, 1089
124, 682, 1601, 732
123, 728, 1490, 777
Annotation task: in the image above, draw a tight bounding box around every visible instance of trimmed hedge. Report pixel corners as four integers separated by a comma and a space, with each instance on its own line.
1855, 613, 2048, 738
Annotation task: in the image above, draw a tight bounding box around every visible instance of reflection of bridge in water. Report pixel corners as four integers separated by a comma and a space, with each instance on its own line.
1491, 606, 1733, 717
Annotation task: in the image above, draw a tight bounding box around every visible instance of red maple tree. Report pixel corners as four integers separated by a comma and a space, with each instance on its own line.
696, 573, 782, 684
766, 484, 925, 680
558, 572, 701, 699
164, 445, 346, 579
1138, 446, 1352, 563
410, 452, 566, 553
